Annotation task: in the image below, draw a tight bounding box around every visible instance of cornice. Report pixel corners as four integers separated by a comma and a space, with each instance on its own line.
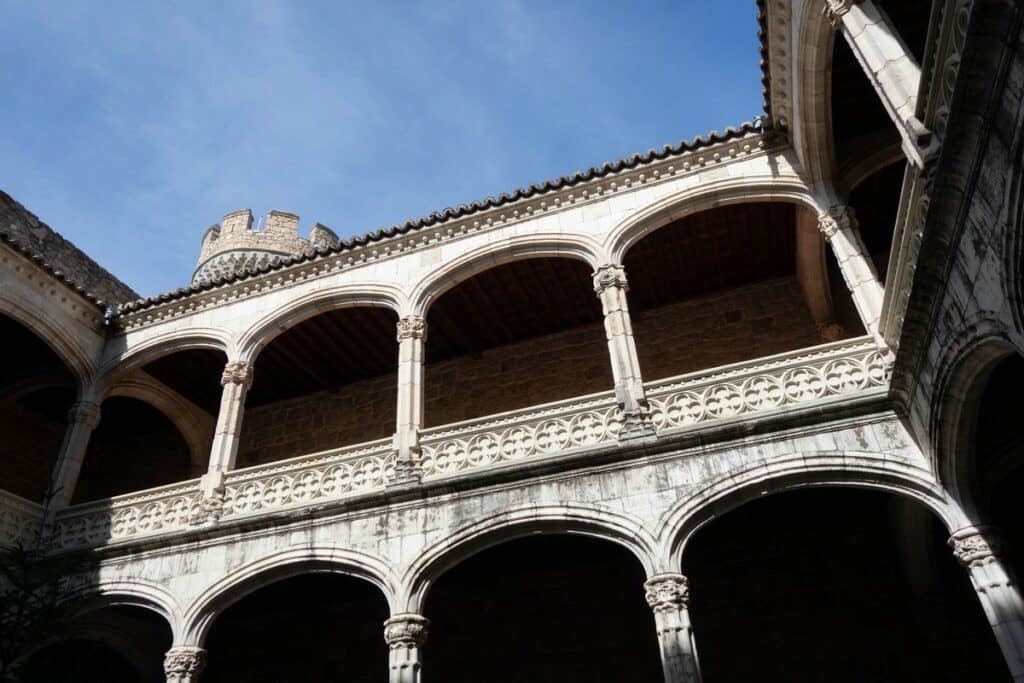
113, 125, 772, 332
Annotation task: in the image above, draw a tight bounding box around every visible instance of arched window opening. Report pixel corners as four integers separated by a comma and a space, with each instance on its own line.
624, 203, 864, 384
424, 258, 609, 427
0, 313, 76, 502
848, 161, 903, 280
74, 397, 191, 503
202, 573, 389, 680
18, 605, 171, 683
684, 488, 1010, 682
239, 306, 398, 466
424, 535, 663, 682
972, 352, 1024, 578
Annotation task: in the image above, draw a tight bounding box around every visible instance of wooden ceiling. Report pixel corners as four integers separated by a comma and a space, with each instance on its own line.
625, 202, 797, 312
144, 348, 227, 413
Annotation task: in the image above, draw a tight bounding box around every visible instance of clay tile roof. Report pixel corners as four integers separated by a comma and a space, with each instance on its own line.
115, 121, 765, 315
756, 0, 773, 118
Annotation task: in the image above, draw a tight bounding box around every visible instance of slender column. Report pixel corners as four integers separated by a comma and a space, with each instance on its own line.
164, 646, 206, 683
817, 205, 890, 355
49, 399, 102, 508
391, 316, 427, 487
949, 527, 1024, 681
196, 360, 252, 518
824, 0, 937, 168
593, 264, 655, 440
384, 613, 429, 683
795, 208, 844, 342
645, 573, 701, 683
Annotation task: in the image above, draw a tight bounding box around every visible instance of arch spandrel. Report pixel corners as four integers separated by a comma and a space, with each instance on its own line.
399, 503, 660, 614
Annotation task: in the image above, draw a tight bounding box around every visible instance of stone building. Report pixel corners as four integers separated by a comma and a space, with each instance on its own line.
1, 1, 1022, 681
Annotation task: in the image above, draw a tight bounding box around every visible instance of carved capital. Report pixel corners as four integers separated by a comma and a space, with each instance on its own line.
644, 573, 690, 612
593, 264, 628, 295
220, 360, 253, 388
384, 613, 429, 648
396, 315, 428, 342
817, 204, 857, 239
164, 647, 206, 683
949, 528, 1002, 567
822, 0, 861, 28
68, 401, 102, 428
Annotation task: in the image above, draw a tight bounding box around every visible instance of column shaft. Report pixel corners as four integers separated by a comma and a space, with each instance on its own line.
196, 361, 252, 521
594, 264, 655, 440
950, 528, 1024, 681
392, 316, 426, 486
645, 574, 702, 683
384, 614, 428, 683
50, 399, 102, 508
826, 0, 936, 167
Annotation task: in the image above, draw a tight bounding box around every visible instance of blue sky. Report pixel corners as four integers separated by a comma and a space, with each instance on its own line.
1, 1, 763, 297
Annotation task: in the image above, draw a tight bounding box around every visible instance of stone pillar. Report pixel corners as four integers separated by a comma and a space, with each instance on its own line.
384, 613, 429, 683
164, 646, 206, 683
817, 205, 890, 355
824, 0, 937, 168
197, 360, 253, 518
644, 573, 701, 683
49, 399, 102, 508
949, 527, 1024, 681
391, 316, 427, 487
593, 264, 655, 441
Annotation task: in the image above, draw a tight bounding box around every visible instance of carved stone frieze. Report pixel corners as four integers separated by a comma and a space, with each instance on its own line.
396, 315, 427, 342
644, 573, 690, 612
220, 360, 253, 388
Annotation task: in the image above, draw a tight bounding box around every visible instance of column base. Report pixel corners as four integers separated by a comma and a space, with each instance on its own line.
618, 407, 657, 443
387, 455, 423, 489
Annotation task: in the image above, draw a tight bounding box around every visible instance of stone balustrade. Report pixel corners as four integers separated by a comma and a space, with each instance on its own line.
34, 337, 888, 552
0, 489, 43, 547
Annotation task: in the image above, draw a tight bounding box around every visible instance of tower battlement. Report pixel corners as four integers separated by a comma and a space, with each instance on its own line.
193, 209, 339, 284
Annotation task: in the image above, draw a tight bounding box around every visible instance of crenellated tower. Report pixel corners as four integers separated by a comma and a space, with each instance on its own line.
193, 209, 340, 284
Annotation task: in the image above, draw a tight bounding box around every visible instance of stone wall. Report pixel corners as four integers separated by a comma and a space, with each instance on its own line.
0, 190, 138, 305
237, 275, 828, 465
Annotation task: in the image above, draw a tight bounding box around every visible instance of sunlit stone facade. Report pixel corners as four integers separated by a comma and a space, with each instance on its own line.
2, 1, 1023, 681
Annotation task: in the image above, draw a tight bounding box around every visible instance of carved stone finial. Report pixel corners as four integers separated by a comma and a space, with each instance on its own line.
593, 264, 628, 295
949, 529, 1001, 567
220, 360, 253, 388
164, 647, 206, 683
817, 204, 857, 239
384, 614, 430, 649
396, 316, 428, 342
644, 573, 690, 612
67, 401, 102, 429
822, 0, 860, 28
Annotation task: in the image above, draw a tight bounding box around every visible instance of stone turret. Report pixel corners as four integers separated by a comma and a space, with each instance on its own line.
193, 209, 340, 284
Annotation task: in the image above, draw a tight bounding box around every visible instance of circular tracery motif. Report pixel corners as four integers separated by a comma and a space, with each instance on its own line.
742, 375, 785, 410
661, 391, 705, 426
782, 366, 827, 402
570, 412, 607, 445
500, 426, 535, 460
704, 384, 743, 417
535, 420, 571, 453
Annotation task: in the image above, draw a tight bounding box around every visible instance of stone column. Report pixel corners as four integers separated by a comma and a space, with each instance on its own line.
949, 527, 1024, 681
391, 316, 426, 487
197, 360, 253, 518
593, 264, 655, 441
644, 573, 702, 683
817, 205, 890, 355
164, 646, 206, 683
49, 399, 102, 508
824, 0, 937, 168
384, 613, 429, 683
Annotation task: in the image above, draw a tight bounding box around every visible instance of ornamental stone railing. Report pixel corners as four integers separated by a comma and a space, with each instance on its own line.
45, 337, 887, 551
0, 490, 44, 548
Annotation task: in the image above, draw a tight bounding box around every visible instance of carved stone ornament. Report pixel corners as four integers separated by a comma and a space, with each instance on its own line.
164, 647, 206, 683
949, 530, 1000, 567
67, 401, 102, 428
644, 573, 690, 612
396, 315, 428, 342
220, 360, 253, 388
384, 614, 430, 648
822, 0, 860, 28
593, 264, 628, 295
817, 204, 857, 239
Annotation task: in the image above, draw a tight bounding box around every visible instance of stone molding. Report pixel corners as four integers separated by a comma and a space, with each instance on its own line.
68, 401, 102, 429
593, 264, 628, 294
220, 361, 253, 388
164, 647, 206, 683
644, 573, 690, 611
396, 316, 427, 342
384, 614, 430, 648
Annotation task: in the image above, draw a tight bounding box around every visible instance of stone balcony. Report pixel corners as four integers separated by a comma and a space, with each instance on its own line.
26, 336, 888, 552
